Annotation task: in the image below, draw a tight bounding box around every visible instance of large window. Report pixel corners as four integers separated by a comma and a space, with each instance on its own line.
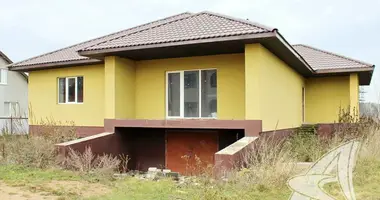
0, 68, 7, 84
58, 76, 83, 104
167, 69, 217, 118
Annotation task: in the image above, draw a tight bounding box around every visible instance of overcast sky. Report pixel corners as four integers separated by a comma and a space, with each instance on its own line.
0, 0, 379, 102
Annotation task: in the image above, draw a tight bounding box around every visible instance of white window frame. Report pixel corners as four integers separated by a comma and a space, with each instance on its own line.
302, 87, 306, 123
166, 69, 217, 119
0, 68, 8, 85
58, 76, 83, 104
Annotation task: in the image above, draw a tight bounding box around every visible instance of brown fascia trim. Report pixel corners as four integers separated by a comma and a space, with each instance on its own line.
9, 59, 103, 72
314, 66, 375, 74
274, 31, 315, 73
77, 32, 278, 56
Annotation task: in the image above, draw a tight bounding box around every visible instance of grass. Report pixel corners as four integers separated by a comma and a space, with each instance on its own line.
87, 177, 291, 200
0, 165, 80, 186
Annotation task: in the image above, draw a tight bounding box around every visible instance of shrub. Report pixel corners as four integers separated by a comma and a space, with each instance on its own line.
230, 135, 297, 187
0, 136, 56, 168
0, 115, 79, 169
30, 117, 77, 143
64, 147, 121, 180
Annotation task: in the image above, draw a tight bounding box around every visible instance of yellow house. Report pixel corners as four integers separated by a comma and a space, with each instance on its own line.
10, 12, 374, 173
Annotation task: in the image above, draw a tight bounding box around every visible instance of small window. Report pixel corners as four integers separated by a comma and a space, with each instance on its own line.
3, 102, 19, 117
0, 69, 8, 84
58, 76, 84, 104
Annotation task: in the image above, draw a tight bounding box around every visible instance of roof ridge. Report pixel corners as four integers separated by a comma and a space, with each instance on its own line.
294, 44, 374, 67
81, 12, 198, 51
11, 12, 192, 67
200, 11, 275, 32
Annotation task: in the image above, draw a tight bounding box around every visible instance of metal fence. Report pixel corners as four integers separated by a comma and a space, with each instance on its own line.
0, 117, 29, 134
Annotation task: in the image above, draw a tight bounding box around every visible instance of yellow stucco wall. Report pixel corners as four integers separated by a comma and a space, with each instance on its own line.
135, 54, 246, 119
104, 56, 136, 119
350, 73, 359, 116
245, 44, 304, 131
28, 52, 359, 129
28, 64, 105, 126
305, 76, 350, 123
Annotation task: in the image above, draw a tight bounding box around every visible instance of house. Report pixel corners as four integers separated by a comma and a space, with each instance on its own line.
9, 12, 374, 173
0, 51, 28, 133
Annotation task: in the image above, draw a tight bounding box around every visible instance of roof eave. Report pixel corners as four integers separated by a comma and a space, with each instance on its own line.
273, 31, 315, 74
315, 66, 375, 85
314, 66, 374, 74
9, 59, 102, 72
0, 51, 13, 64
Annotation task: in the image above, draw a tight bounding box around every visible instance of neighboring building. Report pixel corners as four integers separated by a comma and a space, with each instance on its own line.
0, 51, 28, 133
9, 12, 375, 173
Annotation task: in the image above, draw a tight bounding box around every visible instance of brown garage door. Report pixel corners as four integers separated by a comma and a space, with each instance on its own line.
166, 130, 218, 175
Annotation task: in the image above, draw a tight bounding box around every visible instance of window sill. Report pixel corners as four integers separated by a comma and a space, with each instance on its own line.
58, 103, 84, 105
166, 117, 217, 120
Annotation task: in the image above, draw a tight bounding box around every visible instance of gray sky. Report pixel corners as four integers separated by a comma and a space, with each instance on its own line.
1, 0, 379, 102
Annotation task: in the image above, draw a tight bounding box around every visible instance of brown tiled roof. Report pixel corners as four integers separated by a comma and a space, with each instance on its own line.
81, 11, 274, 51
293, 44, 374, 71
10, 11, 374, 76
11, 12, 193, 68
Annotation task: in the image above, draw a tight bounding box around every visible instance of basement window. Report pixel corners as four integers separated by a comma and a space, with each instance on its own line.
166, 69, 217, 118
58, 76, 83, 104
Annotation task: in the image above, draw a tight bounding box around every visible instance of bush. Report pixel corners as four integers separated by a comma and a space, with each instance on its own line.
30, 117, 77, 143
0, 116, 78, 169
64, 147, 122, 180
0, 136, 56, 168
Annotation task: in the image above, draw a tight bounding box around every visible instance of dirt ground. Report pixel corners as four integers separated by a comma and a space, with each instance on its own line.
0, 181, 57, 200
0, 180, 110, 200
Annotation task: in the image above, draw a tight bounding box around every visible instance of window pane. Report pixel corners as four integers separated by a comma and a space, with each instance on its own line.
201, 70, 217, 118
68, 78, 76, 102
3, 102, 10, 116
77, 77, 83, 103
184, 71, 199, 117
168, 73, 180, 116
0, 69, 7, 84
58, 78, 66, 103
10, 102, 19, 117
